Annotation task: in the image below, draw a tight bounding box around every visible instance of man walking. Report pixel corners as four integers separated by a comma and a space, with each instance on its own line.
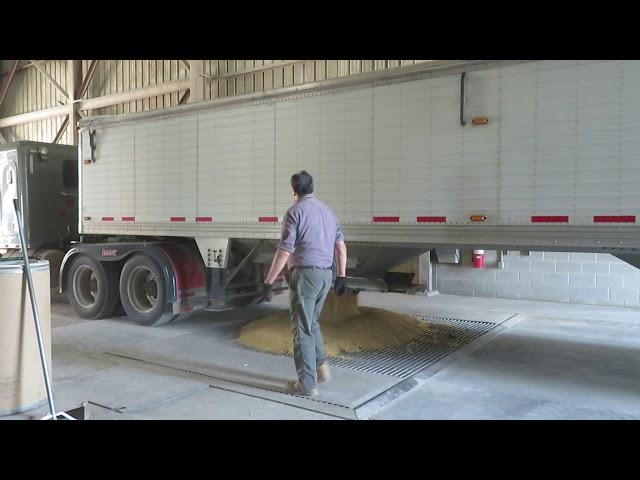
263, 171, 348, 397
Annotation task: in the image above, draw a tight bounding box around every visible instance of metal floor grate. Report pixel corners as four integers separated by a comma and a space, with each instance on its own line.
329, 315, 497, 379
251, 315, 499, 380
60, 401, 139, 420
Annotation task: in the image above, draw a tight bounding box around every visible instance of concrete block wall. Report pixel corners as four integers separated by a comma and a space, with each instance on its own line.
434, 250, 640, 308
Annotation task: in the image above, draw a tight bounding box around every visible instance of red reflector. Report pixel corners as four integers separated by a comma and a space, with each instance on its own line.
531, 216, 569, 223
101, 216, 114, 221
373, 216, 400, 223
122, 216, 135, 222
259, 217, 278, 222
417, 216, 446, 223
593, 216, 636, 223
196, 216, 212, 222
170, 216, 186, 222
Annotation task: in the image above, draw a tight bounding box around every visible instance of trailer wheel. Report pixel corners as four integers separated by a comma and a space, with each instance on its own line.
120, 254, 174, 326
66, 255, 121, 319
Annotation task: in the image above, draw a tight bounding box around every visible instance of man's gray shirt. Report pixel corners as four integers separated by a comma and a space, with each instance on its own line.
278, 194, 344, 268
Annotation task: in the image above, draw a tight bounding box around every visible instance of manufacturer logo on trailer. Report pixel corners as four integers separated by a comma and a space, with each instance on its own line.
101, 249, 118, 257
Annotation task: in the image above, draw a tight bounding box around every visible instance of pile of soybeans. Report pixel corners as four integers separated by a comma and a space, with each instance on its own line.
237, 292, 430, 357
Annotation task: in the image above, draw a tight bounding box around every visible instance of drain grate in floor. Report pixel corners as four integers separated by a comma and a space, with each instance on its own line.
248, 315, 499, 380
329, 316, 497, 379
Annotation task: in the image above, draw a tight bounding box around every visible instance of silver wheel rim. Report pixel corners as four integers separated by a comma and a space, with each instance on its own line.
73, 265, 98, 309
127, 266, 158, 314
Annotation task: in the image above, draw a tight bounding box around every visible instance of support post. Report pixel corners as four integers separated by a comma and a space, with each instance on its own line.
417, 250, 438, 296
189, 60, 205, 103
67, 60, 83, 144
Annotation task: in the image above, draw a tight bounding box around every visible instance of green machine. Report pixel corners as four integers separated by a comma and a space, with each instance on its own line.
0, 141, 78, 287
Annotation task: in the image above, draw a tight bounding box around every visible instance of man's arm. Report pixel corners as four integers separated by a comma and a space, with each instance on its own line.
265, 210, 297, 286
265, 249, 292, 285
334, 240, 347, 277
333, 240, 348, 296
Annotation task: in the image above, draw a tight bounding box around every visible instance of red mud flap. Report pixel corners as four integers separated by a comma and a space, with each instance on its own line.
155, 242, 207, 315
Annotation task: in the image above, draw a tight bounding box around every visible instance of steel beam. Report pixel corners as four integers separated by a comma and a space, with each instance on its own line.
77, 60, 98, 98
0, 79, 190, 128
178, 89, 190, 105
0, 60, 20, 111
31, 60, 69, 100
0, 129, 7, 143
199, 60, 303, 81
180, 60, 191, 71
53, 116, 69, 144
77, 79, 189, 111
0, 60, 33, 78
0, 105, 69, 128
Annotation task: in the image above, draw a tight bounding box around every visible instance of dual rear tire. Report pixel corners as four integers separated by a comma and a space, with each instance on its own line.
66, 253, 184, 326
118, 254, 176, 326
66, 255, 121, 320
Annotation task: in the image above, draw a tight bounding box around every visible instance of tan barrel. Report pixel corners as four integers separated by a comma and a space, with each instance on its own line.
0, 259, 51, 416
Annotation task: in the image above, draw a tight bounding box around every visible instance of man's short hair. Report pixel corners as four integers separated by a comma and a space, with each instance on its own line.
291, 171, 314, 196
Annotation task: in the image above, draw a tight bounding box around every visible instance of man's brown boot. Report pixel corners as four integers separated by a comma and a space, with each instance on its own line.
284, 381, 318, 397
317, 363, 332, 383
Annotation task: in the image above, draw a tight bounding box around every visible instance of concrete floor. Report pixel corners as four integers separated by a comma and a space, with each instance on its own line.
3, 291, 640, 420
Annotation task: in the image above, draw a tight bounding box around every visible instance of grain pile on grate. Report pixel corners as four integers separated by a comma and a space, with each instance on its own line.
238, 292, 429, 357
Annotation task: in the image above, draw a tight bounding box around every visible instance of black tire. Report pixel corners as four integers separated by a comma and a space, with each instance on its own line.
113, 303, 127, 317
66, 255, 121, 319
105, 262, 125, 316
119, 254, 174, 326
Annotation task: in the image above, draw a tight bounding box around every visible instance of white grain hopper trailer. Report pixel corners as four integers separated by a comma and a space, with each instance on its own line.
60, 60, 640, 325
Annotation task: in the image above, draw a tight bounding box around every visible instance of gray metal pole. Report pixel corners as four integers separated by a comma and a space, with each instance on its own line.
13, 198, 57, 420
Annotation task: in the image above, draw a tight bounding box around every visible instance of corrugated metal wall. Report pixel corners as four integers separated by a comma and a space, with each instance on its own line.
0, 60, 427, 145
0, 60, 71, 144
83, 60, 190, 116
196, 60, 423, 101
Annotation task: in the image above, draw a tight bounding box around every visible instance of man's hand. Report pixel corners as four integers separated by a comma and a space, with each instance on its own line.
262, 282, 275, 302
265, 249, 292, 286
334, 276, 347, 297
